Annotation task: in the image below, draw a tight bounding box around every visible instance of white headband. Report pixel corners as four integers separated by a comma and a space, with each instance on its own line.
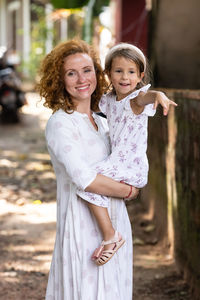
105, 43, 146, 71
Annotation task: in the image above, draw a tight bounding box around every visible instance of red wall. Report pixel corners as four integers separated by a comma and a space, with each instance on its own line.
116, 0, 149, 55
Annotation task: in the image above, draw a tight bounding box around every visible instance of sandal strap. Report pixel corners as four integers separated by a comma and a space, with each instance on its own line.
92, 245, 104, 260
102, 231, 119, 246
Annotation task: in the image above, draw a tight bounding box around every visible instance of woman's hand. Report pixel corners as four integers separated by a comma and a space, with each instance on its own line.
154, 91, 177, 116
85, 174, 140, 200
124, 185, 140, 201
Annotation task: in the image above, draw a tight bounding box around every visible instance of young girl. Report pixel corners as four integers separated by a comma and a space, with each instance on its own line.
77, 43, 177, 265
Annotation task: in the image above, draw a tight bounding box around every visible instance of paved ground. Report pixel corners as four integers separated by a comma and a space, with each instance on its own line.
0, 93, 191, 299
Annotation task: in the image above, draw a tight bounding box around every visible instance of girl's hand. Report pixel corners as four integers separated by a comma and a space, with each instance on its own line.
154, 91, 177, 116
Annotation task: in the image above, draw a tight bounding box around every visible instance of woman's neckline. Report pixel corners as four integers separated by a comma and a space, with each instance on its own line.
73, 110, 99, 132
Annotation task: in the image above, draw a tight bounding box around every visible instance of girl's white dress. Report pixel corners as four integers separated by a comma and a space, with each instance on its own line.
45, 109, 133, 300
77, 84, 156, 207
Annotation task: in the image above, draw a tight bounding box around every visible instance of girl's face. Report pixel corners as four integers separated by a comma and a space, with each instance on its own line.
109, 56, 144, 100
63, 53, 97, 105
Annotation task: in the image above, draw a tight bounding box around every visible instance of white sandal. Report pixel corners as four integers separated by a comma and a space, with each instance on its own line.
92, 231, 125, 266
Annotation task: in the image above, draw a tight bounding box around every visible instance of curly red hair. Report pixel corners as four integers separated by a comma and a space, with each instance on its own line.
37, 39, 108, 113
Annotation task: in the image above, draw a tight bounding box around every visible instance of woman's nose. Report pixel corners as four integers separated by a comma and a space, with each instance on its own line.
77, 72, 85, 83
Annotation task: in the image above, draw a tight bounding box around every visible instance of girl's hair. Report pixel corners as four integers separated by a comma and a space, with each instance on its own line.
105, 43, 151, 90
37, 39, 108, 113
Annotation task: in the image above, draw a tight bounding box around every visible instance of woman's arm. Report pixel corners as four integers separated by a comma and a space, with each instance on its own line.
85, 174, 139, 200
46, 114, 138, 200
135, 90, 177, 115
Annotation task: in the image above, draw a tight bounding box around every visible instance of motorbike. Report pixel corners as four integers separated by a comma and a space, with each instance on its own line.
0, 48, 27, 123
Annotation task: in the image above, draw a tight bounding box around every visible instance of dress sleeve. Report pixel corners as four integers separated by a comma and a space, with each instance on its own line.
140, 84, 156, 116
142, 103, 156, 117
45, 114, 97, 190
99, 94, 108, 115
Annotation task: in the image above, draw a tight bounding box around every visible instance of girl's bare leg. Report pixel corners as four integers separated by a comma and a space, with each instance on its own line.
87, 202, 116, 250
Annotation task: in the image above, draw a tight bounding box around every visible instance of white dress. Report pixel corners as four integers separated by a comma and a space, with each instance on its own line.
45, 109, 133, 300
77, 84, 156, 207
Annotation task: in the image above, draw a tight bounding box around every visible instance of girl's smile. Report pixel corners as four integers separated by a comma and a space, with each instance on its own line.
109, 56, 144, 101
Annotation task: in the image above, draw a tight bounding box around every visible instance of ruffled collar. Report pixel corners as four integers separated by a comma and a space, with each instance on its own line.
116, 84, 151, 103
123, 84, 151, 110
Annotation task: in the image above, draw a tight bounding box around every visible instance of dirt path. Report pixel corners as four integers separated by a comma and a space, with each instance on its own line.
0, 94, 191, 300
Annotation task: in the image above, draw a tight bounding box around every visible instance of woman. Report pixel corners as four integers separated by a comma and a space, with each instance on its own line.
38, 39, 138, 300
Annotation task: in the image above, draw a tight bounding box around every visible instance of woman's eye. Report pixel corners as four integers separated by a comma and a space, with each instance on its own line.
84, 68, 91, 73
67, 71, 75, 76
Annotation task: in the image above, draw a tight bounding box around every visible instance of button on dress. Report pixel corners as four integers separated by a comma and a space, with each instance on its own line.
45, 109, 133, 300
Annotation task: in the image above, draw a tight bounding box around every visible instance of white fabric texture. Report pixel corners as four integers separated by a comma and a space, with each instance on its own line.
77, 84, 156, 207
45, 109, 133, 300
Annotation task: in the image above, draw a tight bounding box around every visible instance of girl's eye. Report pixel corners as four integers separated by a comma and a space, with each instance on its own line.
129, 70, 135, 74
115, 69, 121, 73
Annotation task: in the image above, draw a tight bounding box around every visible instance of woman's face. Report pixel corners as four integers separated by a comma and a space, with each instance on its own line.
63, 53, 97, 104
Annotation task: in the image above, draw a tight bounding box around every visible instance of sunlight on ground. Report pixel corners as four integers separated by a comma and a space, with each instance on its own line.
0, 158, 18, 168
0, 199, 56, 224
0, 199, 56, 275
0, 90, 56, 295
0, 150, 50, 161
23, 92, 52, 127
134, 250, 173, 270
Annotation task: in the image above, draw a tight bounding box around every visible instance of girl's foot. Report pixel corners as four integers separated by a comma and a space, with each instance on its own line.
91, 231, 125, 265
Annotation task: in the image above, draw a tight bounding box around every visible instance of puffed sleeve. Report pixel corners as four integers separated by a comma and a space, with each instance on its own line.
140, 84, 156, 116
99, 94, 108, 115
45, 114, 97, 190
142, 103, 156, 117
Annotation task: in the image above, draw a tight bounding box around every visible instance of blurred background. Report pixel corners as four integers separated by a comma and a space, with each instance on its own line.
0, 1, 200, 299
0, 0, 199, 88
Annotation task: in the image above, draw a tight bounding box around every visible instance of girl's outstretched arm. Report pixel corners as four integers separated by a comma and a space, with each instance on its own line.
135, 90, 177, 115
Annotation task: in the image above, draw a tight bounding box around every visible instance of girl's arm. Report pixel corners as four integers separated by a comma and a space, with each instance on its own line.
135, 90, 177, 116
85, 174, 139, 200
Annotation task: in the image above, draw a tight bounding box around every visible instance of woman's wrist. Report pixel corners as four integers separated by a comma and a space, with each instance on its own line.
120, 181, 138, 200
124, 185, 133, 199
124, 185, 140, 201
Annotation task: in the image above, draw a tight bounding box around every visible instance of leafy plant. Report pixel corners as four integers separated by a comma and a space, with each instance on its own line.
21, 4, 54, 81
51, 0, 89, 9
50, 0, 110, 43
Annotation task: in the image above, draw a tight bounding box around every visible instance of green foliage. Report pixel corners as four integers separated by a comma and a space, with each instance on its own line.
20, 1, 111, 79
50, 0, 110, 43
82, 0, 110, 43
51, 0, 89, 9
93, 0, 110, 17
21, 4, 54, 81
51, 0, 110, 13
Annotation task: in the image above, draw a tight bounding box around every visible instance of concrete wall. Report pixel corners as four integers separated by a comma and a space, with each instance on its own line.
151, 0, 200, 89
143, 89, 200, 299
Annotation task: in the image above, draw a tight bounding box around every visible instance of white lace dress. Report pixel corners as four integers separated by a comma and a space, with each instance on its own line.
45, 109, 133, 300
77, 84, 156, 207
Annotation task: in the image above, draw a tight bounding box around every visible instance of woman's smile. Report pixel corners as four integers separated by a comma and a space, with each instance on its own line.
63, 53, 97, 104
76, 84, 90, 91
